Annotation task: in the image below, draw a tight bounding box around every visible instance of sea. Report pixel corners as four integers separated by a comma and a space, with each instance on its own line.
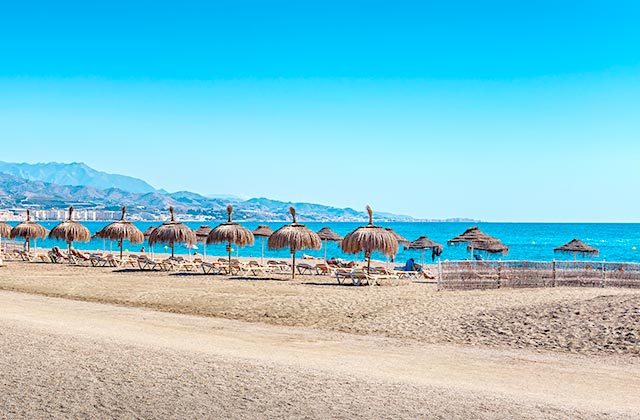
9, 221, 640, 264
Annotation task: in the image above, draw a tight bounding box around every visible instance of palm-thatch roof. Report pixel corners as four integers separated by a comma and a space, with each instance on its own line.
148, 207, 196, 257
0, 222, 11, 238
385, 228, 410, 246
253, 225, 273, 237
10, 210, 47, 242
406, 236, 443, 253
405, 235, 444, 263
469, 239, 509, 254
207, 205, 255, 247
194, 225, 212, 242
94, 206, 144, 258
95, 207, 144, 244
268, 207, 322, 252
341, 206, 399, 270
316, 227, 342, 242
448, 226, 493, 245
554, 239, 599, 255
448, 226, 509, 255
49, 206, 91, 248
268, 207, 321, 278
143, 226, 156, 238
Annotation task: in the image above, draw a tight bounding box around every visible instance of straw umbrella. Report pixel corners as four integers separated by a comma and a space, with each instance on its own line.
253, 225, 273, 265
341, 206, 399, 273
448, 226, 508, 257
385, 228, 410, 247
148, 207, 196, 258
554, 239, 598, 259
317, 227, 343, 261
48, 206, 91, 254
405, 236, 444, 266
143, 225, 156, 239
0, 221, 10, 254
467, 239, 508, 255
10, 210, 47, 252
207, 205, 254, 273
194, 225, 212, 259
268, 207, 321, 279
94, 206, 144, 259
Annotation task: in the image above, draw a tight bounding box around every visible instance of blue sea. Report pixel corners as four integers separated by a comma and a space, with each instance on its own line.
11, 222, 640, 263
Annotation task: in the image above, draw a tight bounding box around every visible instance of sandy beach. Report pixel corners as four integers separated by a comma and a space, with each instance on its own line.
0, 262, 639, 418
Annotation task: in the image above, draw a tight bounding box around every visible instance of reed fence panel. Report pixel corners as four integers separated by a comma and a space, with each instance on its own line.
438, 260, 640, 290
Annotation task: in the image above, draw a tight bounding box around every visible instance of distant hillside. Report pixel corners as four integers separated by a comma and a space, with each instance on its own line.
0, 173, 415, 221
0, 162, 156, 194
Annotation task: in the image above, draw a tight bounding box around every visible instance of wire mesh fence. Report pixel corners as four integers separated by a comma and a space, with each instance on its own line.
437, 260, 640, 290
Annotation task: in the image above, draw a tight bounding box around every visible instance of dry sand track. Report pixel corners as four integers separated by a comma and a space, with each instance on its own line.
1, 291, 639, 419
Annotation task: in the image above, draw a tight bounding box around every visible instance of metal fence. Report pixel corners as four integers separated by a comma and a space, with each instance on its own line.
437, 260, 640, 290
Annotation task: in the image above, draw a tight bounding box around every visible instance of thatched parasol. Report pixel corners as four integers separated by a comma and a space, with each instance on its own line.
468, 239, 508, 255
405, 236, 444, 265
207, 205, 255, 272
148, 207, 196, 258
10, 210, 47, 252
341, 206, 399, 272
316, 226, 343, 261
49, 206, 91, 254
194, 225, 212, 259
143, 226, 156, 238
448, 226, 508, 257
268, 207, 321, 279
253, 225, 273, 264
0, 221, 11, 253
94, 206, 144, 259
554, 239, 598, 258
385, 228, 409, 246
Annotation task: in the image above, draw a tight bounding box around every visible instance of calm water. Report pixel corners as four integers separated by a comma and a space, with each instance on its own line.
11, 222, 640, 263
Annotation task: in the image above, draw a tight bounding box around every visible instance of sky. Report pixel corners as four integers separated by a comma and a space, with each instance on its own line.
0, 1, 639, 222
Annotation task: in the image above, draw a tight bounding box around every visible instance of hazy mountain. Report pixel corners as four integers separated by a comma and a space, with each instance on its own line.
0, 173, 417, 221
0, 162, 157, 194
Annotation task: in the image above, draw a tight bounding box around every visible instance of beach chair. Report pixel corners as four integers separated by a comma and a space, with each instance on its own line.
137, 255, 165, 271
70, 249, 92, 265
18, 250, 35, 262
202, 261, 223, 275
91, 253, 119, 268
296, 263, 314, 275
267, 260, 289, 273
314, 263, 334, 276
246, 261, 269, 276
48, 247, 71, 264
335, 268, 368, 285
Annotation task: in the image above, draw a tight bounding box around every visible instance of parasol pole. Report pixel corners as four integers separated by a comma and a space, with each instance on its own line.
291, 246, 296, 279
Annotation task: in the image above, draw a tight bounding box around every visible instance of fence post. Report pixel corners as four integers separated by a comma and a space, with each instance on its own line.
552, 260, 556, 287
497, 261, 502, 288
437, 260, 442, 291
601, 260, 606, 288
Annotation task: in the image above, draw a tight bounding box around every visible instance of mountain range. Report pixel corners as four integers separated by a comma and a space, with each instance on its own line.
0, 162, 423, 221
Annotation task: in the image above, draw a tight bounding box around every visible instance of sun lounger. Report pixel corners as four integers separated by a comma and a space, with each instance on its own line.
267, 260, 289, 272
90, 254, 119, 267
296, 263, 314, 275
314, 263, 334, 276
246, 261, 269, 276
137, 256, 165, 271
48, 247, 71, 264
202, 261, 223, 275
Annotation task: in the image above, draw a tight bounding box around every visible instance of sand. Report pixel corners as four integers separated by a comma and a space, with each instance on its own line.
0, 261, 639, 418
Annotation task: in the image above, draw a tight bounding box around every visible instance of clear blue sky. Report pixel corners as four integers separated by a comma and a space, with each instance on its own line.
1, 1, 639, 222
